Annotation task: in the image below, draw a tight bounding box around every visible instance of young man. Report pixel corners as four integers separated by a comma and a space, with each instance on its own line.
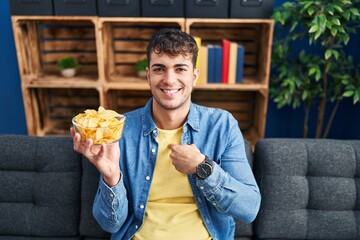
71, 28, 260, 240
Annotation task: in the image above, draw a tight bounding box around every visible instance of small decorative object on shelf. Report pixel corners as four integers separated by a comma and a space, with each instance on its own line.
135, 59, 148, 78
57, 56, 78, 78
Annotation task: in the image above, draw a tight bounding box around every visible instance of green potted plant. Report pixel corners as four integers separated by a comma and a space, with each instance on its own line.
57, 56, 79, 78
134, 59, 148, 78
270, 0, 360, 138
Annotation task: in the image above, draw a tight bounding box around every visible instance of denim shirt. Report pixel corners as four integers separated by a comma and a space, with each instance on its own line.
93, 98, 261, 240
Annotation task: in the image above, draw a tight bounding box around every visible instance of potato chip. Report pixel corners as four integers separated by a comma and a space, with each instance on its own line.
72, 106, 125, 144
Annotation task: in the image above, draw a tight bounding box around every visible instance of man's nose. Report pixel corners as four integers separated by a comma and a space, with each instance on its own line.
163, 70, 176, 84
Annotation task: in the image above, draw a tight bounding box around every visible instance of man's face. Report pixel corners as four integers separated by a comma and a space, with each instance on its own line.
146, 52, 199, 112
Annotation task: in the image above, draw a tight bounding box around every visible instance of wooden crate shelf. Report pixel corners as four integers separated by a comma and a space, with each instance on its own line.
12, 16, 274, 145
12, 16, 100, 84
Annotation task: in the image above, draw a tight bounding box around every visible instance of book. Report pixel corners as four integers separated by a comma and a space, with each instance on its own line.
228, 41, 238, 84
221, 39, 231, 84
207, 45, 216, 83
193, 36, 202, 85
235, 45, 245, 83
199, 45, 208, 85
214, 45, 223, 83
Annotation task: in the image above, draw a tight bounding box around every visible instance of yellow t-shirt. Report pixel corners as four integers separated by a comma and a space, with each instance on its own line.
133, 127, 211, 240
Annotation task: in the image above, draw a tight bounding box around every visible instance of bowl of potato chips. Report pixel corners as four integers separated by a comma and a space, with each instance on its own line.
72, 106, 125, 144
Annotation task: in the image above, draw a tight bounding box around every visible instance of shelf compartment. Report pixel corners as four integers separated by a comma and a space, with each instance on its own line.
192, 89, 267, 142
186, 19, 274, 85
12, 17, 99, 84
100, 18, 185, 82
106, 89, 152, 114
24, 87, 100, 136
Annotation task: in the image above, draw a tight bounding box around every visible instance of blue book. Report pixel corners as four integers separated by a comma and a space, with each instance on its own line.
235, 45, 245, 83
213, 45, 223, 83
207, 45, 216, 83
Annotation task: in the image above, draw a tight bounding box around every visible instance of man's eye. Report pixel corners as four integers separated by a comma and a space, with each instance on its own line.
153, 68, 164, 72
176, 68, 186, 72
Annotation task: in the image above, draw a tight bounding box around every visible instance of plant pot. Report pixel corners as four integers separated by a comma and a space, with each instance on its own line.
137, 71, 147, 78
61, 68, 76, 78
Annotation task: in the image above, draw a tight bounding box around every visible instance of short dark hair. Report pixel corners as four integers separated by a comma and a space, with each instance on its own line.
146, 28, 198, 68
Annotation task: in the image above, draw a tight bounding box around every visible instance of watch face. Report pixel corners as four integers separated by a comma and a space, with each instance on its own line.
196, 162, 212, 179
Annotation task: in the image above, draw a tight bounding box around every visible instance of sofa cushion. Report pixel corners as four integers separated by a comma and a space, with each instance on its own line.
0, 135, 81, 238
254, 139, 360, 239
80, 156, 110, 239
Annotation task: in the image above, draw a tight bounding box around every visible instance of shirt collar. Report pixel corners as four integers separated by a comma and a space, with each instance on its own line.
141, 98, 200, 136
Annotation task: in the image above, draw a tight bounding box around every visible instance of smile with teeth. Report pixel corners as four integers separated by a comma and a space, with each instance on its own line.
162, 89, 180, 93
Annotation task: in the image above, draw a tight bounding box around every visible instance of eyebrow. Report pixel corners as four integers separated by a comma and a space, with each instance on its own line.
151, 63, 190, 68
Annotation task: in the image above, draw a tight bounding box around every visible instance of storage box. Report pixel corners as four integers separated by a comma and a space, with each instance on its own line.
185, 0, 229, 18
230, 0, 273, 19
98, 0, 140, 17
141, 0, 184, 17
53, 0, 97, 16
9, 0, 54, 15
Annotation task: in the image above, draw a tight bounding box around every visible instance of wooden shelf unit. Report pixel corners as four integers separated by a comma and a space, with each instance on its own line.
11, 16, 273, 146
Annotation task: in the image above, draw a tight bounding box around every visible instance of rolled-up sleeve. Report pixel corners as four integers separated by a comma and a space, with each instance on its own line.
92, 172, 129, 233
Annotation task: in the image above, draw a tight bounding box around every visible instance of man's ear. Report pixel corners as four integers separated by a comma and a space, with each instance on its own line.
146, 67, 150, 84
193, 68, 199, 87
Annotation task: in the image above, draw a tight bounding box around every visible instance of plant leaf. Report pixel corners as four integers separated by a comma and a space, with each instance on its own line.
332, 18, 341, 26
302, 90, 308, 100
309, 24, 318, 33
343, 33, 350, 45
290, 22, 298, 32
315, 70, 321, 81
309, 67, 317, 76
350, 8, 360, 16
325, 49, 332, 59
343, 90, 354, 97
308, 7, 315, 16
333, 5, 343, 13
314, 30, 322, 40
331, 27, 338, 36
332, 50, 340, 60
354, 90, 360, 104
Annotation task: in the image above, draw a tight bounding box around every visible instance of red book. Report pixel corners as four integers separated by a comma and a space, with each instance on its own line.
221, 39, 231, 84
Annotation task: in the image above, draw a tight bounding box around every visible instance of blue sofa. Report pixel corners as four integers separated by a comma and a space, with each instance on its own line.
0, 135, 359, 239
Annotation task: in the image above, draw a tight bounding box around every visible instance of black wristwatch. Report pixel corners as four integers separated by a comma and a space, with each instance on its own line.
195, 156, 214, 179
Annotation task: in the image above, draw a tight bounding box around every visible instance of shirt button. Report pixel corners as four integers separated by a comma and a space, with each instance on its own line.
153, 129, 157, 134
151, 148, 156, 153
212, 202, 217, 206
135, 225, 138, 229
110, 193, 113, 197
140, 204, 144, 209
146, 176, 150, 180
200, 186, 204, 190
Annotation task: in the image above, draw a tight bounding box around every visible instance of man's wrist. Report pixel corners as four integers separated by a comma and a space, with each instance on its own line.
103, 172, 121, 187
194, 156, 214, 180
